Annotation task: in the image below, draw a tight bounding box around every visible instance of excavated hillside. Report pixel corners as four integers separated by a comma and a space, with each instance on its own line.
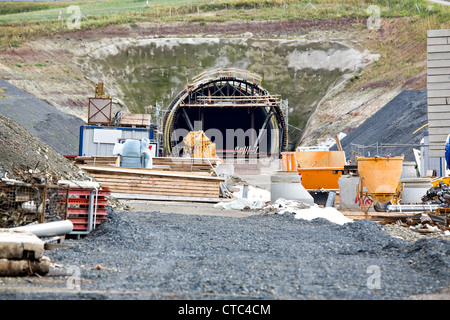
330, 89, 428, 161
0, 15, 447, 157
0, 17, 431, 152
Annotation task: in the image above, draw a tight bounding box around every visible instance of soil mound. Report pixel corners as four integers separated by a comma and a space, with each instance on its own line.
0, 113, 91, 182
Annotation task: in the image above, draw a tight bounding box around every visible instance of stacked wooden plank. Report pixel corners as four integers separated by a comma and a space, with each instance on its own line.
74, 156, 221, 173
120, 113, 150, 128
152, 157, 222, 173
74, 156, 119, 166
79, 165, 225, 202
427, 29, 450, 158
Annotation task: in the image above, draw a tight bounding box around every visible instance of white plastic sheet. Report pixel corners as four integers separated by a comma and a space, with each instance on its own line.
268, 198, 353, 225
214, 198, 266, 210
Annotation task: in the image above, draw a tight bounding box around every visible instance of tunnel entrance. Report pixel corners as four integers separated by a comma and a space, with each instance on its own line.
163, 69, 287, 159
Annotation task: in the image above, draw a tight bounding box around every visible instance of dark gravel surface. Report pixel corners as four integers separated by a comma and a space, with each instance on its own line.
331, 89, 428, 161
4, 208, 448, 300
0, 78, 85, 156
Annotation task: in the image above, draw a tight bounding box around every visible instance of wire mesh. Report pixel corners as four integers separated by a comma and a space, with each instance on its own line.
349, 142, 422, 163
0, 181, 68, 228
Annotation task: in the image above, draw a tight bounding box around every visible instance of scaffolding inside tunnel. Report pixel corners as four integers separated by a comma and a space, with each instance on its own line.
162, 68, 288, 159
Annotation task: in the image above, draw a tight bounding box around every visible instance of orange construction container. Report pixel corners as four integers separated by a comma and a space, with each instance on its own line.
356, 156, 404, 203
295, 151, 346, 190
297, 167, 342, 190
295, 150, 346, 168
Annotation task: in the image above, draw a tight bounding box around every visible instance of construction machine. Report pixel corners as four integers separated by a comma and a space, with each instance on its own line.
182, 131, 216, 159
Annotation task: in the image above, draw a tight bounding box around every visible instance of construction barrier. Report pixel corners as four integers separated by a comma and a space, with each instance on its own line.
60, 187, 111, 235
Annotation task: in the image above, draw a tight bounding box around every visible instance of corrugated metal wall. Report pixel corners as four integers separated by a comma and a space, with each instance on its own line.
427, 29, 450, 158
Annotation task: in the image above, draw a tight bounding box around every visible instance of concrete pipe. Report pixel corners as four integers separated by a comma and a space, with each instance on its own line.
12, 220, 74, 237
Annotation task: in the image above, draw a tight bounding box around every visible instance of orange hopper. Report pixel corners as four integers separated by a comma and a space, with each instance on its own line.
356, 156, 404, 203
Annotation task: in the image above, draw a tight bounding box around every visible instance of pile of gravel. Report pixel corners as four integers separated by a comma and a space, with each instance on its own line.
0, 78, 85, 156
0, 114, 91, 182
32, 210, 450, 300
331, 89, 427, 161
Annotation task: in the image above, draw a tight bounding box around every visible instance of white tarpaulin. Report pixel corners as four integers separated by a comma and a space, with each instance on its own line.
269, 198, 353, 225
213, 198, 266, 210
293, 206, 353, 225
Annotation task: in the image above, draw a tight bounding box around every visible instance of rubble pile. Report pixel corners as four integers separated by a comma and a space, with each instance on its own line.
382, 181, 450, 237
390, 182, 450, 237
0, 114, 92, 183
384, 223, 449, 242
421, 182, 450, 207
0, 114, 94, 228
385, 212, 450, 236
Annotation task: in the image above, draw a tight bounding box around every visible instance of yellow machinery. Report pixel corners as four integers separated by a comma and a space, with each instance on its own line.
390, 182, 405, 205
183, 131, 216, 159
432, 177, 450, 187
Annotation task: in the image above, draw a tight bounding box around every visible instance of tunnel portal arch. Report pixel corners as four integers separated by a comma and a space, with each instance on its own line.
162, 69, 288, 158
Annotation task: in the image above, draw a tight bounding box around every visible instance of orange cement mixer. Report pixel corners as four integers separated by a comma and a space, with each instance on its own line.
356, 155, 404, 204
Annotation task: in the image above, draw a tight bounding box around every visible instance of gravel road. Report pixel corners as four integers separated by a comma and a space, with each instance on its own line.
1, 207, 448, 300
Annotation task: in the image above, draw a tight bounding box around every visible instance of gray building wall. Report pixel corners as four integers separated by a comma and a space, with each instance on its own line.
427, 29, 450, 158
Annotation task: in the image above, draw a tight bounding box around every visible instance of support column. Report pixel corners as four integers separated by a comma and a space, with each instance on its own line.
250, 108, 255, 148
200, 108, 204, 132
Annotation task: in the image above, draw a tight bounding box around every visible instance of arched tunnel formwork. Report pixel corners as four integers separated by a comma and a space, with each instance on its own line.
162, 69, 288, 159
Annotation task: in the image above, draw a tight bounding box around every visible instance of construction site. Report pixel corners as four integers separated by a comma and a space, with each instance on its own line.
0, 0, 449, 304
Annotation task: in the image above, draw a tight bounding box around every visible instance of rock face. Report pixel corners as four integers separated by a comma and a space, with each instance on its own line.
0, 229, 50, 276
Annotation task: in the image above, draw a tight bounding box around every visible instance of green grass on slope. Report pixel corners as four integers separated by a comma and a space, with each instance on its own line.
0, 0, 215, 22
0, 0, 448, 23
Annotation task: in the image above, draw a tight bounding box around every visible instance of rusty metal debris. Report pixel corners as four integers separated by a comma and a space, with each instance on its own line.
381, 211, 449, 234
377, 182, 450, 235
421, 181, 450, 207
